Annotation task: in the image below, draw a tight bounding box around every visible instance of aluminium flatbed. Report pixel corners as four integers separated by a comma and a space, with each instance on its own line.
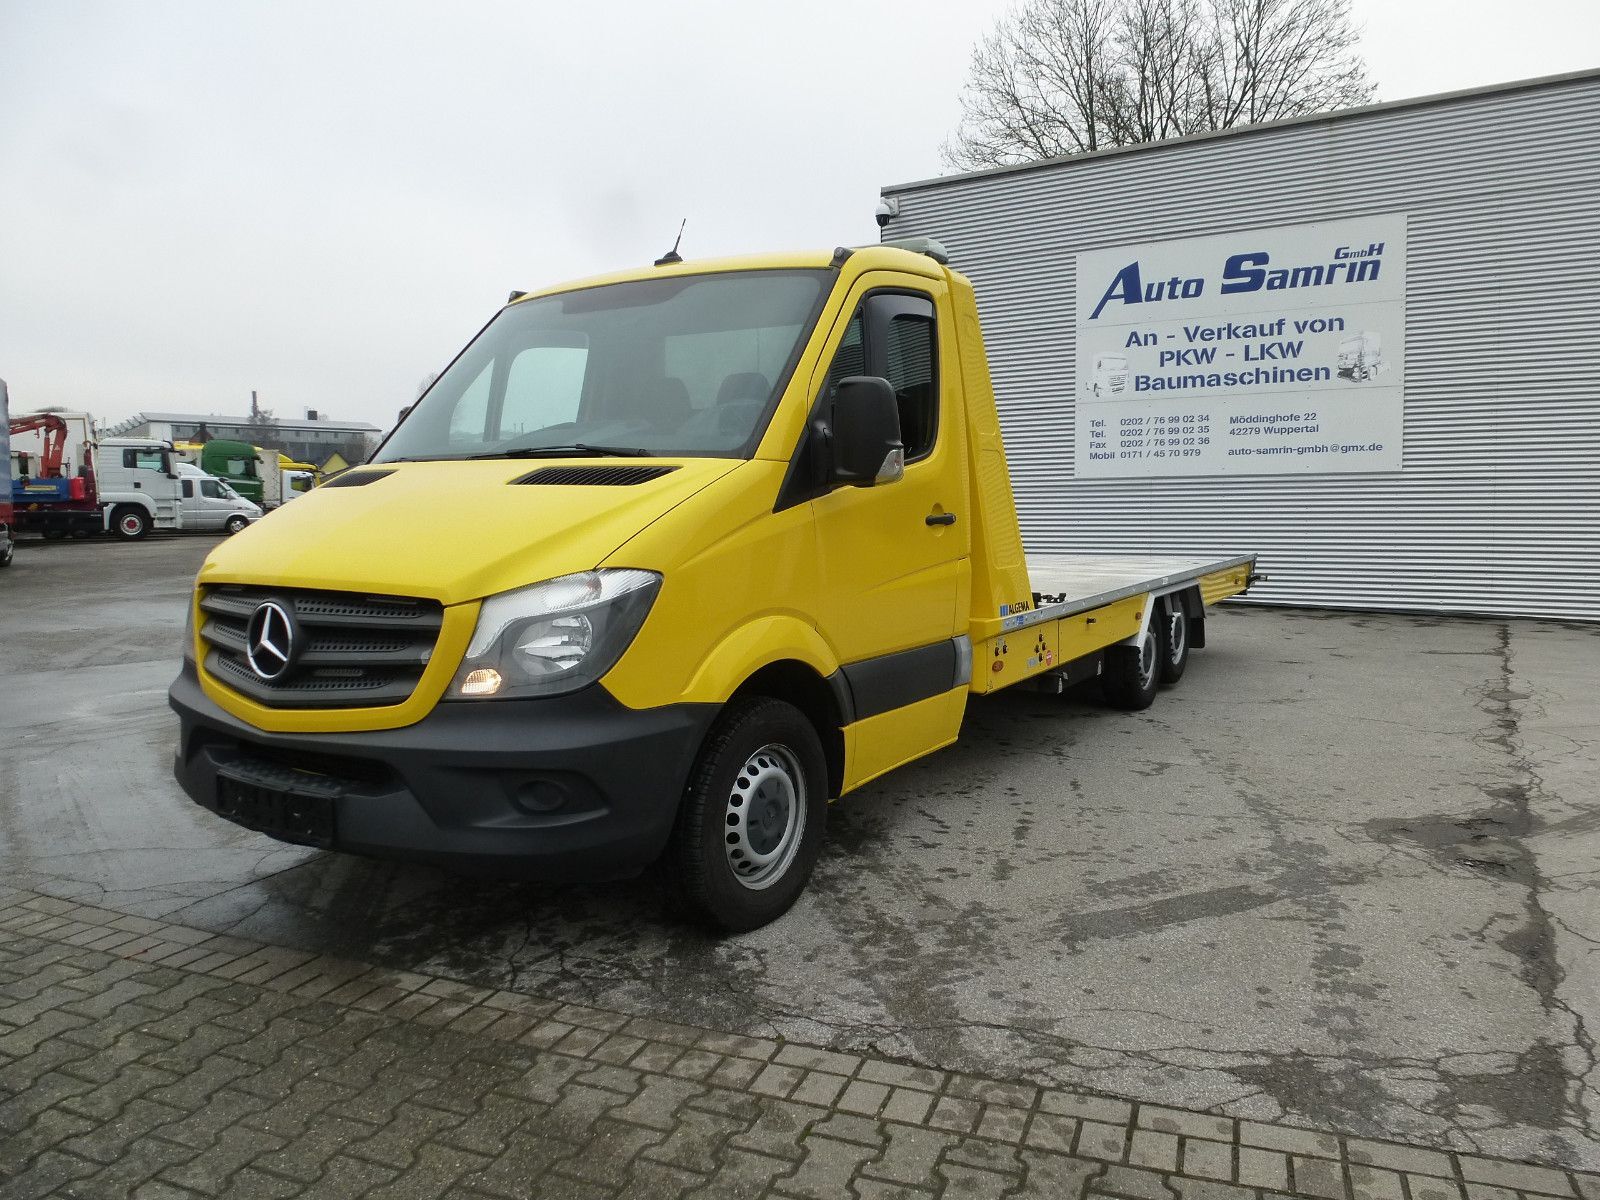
971, 553, 1258, 695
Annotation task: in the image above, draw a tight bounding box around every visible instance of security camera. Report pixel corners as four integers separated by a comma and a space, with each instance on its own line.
875, 197, 899, 229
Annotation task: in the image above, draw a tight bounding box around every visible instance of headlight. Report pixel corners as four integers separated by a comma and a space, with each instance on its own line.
449, 569, 661, 700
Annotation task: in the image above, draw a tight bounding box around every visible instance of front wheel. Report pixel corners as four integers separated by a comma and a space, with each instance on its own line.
1101, 625, 1160, 711
111, 506, 150, 540
224, 515, 249, 535
668, 697, 828, 932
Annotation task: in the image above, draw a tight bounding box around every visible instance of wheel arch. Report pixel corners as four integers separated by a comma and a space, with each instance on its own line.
728, 661, 848, 800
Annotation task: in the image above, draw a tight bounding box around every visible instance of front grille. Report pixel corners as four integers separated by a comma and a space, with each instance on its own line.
199, 584, 443, 709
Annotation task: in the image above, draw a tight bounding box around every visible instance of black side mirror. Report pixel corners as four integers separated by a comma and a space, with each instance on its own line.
829, 376, 905, 487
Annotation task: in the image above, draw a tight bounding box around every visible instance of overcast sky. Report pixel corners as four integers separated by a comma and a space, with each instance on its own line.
3, 0, 1596, 433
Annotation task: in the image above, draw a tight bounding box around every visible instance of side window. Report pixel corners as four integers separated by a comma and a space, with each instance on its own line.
820, 294, 939, 463
123, 448, 165, 471
499, 344, 587, 437
824, 312, 865, 393
884, 313, 937, 461
181, 480, 194, 498
201, 479, 222, 499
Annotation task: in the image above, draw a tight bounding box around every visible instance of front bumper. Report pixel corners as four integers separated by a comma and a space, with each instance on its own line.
168, 663, 716, 879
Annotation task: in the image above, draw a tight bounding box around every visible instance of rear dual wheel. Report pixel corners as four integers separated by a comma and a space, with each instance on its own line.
1101, 602, 1192, 710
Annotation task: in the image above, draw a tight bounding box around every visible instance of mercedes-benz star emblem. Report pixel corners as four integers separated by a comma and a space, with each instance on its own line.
245, 601, 297, 682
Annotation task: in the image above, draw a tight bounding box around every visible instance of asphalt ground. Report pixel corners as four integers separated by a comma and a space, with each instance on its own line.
2, 534, 1596, 1169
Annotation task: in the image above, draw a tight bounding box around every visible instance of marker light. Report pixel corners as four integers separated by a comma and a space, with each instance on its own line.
458, 667, 504, 697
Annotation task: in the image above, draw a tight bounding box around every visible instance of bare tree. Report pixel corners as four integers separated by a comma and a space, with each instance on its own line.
944, 0, 1374, 170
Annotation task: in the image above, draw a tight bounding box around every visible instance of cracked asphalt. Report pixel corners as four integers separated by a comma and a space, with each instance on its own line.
2, 535, 1596, 1168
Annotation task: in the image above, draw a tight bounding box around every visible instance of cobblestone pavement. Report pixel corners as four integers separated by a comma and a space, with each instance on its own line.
3, 888, 1596, 1200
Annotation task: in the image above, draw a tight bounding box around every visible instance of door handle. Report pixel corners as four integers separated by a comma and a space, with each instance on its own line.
925, 511, 957, 526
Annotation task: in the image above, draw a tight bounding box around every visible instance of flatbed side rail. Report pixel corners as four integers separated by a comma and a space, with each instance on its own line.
1000, 554, 1257, 634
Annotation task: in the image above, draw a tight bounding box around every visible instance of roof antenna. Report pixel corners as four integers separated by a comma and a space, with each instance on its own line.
654, 219, 687, 267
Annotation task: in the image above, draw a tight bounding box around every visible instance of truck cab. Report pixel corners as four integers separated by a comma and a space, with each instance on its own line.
170, 243, 1253, 929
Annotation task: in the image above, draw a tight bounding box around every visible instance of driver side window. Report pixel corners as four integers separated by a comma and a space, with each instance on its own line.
821, 293, 938, 463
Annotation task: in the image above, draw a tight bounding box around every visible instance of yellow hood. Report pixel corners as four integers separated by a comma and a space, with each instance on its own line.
197, 458, 741, 605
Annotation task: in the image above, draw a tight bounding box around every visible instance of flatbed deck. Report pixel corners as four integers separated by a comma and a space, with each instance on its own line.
1003, 553, 1257, 632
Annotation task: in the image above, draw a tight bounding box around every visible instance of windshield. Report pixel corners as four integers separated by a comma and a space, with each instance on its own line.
375, 269, 830, 463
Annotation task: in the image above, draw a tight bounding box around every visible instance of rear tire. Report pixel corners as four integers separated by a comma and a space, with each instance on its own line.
669, 697, 828, 932
1101, 625, 1160, 711
1158, 604, 1190, 685
111, 506, 150, 540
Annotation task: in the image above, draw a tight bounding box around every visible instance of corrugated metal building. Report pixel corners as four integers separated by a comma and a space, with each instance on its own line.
881, 70, 1600, 620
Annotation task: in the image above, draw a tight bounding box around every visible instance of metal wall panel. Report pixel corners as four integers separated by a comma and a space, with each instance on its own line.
883, 74, 1600, 620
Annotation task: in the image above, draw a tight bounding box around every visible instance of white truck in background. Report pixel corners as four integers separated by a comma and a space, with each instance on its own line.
9, 411, 186, 539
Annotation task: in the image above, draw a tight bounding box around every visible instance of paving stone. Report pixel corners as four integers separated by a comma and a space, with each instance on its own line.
573, 1062, 644, 1095
639, 1105, 747, 1174
726, 1100, 827, 1162
945, 1073, 1039, 1110
696, 1031, 780, 1061
1024, 1112, 1079, 1154
160, 1123, 289, 1194
1079, 1119, 1131, 1163
1408, 1176, 1467, 1200
615, 1158, 707, 1200
1168, 1180, 1258, 1200
666, 1048, 725, 1082
809, 1111, 887, 1148
927, 1095, 981, 1134
590, 1033, 648, 1065
542, 1081, 633, 1143
1459, 1157, 1577, 1197
1012, 1148, 1105, 1199
1240, 1119, 1341, 1158
774, 1043, 863, 1076
1294, 1154, 1349, 1199
839, 1079, 891, 1117
1041, 1090, 1135, 1125
1573, 1176, 1600, 1200
1139, 1105, 1232, 1142
944, 1134, 1025, 1175
1465, 1187, 1521, 1200
707, 1056, 763, 1090
778, 1133, 879, 1199
1238, 1145, 1290, 1190
1183, 1137, 1234, 1181
557, 1118, 670, 1187
858, 1060, 946, 1093
789, 1069, 848, 1107
1129, 1129, 1180, 1173
752, 1062, 805, 1099
249, 1114, 381, 1184
687, 1148, 804, 1198
1347, 1138, 1455, 1178
345, 1099, 469, 1170
1350, 1164, 1408, 1200
882, 1086, 935, 1126
629, 1040, 683, 1073
608, 1073, 706, 1131
976, 1103, 1029, 1144
934, 1162, 1017, 1200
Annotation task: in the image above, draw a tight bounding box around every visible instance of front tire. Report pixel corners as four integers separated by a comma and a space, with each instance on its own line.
224, 515, 249, 535
1101, 625, 1160, 711
669, 697, 827, 932
111, 506, 150, 540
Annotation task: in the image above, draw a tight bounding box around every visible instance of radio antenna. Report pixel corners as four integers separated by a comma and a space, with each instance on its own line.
654, 219, 687, 267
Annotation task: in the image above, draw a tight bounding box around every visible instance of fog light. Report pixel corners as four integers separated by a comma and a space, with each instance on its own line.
459, 667, 503, 697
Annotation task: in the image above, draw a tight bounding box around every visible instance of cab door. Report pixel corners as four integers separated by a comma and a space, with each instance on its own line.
806, 275, 971, 789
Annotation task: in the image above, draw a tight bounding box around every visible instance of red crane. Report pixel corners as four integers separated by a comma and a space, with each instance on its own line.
8, 412, 71, 478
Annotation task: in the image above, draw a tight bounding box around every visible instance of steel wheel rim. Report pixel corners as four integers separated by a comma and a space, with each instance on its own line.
724, 743, 805, 891
1167, 611, 1186, 665
120, 515, 142, 536
1137, 630, 1158, 690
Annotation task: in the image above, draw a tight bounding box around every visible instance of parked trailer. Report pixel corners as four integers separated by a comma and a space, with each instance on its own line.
170, 239, 1258, 930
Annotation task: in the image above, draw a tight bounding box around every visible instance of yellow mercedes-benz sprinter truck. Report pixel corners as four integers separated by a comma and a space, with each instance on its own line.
170, 240, 1257, 930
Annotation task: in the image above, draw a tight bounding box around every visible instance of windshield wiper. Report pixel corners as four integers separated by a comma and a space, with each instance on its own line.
470, 443, 653, 459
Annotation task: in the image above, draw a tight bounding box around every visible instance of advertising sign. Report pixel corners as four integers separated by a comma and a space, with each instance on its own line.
1075, 216, 1406, 477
